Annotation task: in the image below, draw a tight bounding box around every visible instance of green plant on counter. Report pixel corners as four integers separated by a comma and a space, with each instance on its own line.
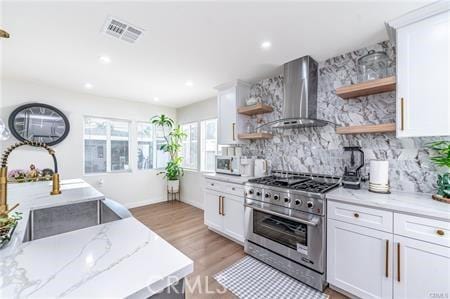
151, 114, 187, 181
427, 141, 450, 198
0, 211, 22, 246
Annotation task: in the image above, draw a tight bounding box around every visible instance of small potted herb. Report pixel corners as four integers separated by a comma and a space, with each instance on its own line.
428, 141, 450, 203
0, 204, 22, 249
151, 115, 187, 194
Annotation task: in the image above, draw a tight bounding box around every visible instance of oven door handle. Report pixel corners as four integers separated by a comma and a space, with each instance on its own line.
245, 204, 320, 227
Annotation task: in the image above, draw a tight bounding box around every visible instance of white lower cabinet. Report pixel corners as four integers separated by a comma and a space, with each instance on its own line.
203, 189, 223, 232
327, 219, 393, 299
222, 193, 245, 242
203, 182, 245, 244
394, 235, 450, 299
328, 200, 450, 299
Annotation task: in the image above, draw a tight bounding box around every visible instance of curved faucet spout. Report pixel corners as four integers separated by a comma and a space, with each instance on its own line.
0, 141, 61, 215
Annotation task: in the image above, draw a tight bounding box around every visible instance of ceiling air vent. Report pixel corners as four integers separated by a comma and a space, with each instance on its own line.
102, 16, 143, 43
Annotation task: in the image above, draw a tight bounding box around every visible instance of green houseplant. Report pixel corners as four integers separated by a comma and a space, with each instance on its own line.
151, 115, 187, 193
427, 141, 450, 202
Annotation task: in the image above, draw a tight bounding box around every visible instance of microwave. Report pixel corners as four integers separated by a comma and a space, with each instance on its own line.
215, 156, 241, 175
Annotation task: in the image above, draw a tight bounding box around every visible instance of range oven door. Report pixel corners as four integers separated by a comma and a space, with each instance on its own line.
245, 201, 325, 273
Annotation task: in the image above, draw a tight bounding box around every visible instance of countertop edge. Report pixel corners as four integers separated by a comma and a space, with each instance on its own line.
326, 188, 450, 222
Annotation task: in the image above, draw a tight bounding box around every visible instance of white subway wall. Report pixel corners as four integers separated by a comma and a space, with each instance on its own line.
176, 97, 217, 209
1, 79, 176, 208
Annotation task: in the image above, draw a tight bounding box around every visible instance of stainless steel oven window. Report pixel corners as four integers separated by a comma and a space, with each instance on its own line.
253, 209, 308, 251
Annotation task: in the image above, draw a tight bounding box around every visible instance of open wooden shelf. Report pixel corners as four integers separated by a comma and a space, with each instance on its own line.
237, 103, 273, 116
238, 132, 273, 140
336, 123, 396, 134
336, 76, 396, 99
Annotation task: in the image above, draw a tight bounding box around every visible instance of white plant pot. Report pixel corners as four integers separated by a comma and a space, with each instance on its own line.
167, 179, 180, 193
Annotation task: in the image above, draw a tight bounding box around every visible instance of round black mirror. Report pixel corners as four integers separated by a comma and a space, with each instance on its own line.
8, 103, 70, 146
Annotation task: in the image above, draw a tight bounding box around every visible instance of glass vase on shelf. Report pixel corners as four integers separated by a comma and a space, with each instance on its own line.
357, 50, 390, 82
245, 119, 255, 134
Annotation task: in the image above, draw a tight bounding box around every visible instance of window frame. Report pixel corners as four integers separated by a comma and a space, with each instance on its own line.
136, 121, 155, 172
180, 122, 199, 171
200, 118, 219, 173
179, 118, 219, 173
83, 116, 132, 175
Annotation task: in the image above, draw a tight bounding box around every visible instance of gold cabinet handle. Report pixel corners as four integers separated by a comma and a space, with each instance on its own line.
232, 123, 236, 141
437, 229, 445, 236
400, 97, 405, 131
397, 242, 401, 282
354, 213, 359, 218
221, 196, 225, 216
385, 240, 389, 278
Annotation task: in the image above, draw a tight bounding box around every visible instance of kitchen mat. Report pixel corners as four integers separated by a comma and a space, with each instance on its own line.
214, 256, 328, 299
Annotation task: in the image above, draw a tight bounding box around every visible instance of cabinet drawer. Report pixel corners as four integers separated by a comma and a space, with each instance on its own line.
394, 213, 450, 247
328, 201, 393, 233
205, 179, 244, 197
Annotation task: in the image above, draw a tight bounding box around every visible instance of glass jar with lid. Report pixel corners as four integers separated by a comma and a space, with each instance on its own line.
357, 50, 389, 82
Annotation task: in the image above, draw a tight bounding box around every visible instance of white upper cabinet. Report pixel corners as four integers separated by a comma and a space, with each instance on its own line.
216, 80, 251, 145
389, 2, 450, 137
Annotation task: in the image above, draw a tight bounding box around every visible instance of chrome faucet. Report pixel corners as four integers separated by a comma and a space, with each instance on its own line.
0, 141, 61, 215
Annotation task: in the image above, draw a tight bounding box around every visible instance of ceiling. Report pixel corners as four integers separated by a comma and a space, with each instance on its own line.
1, 1, 428, 108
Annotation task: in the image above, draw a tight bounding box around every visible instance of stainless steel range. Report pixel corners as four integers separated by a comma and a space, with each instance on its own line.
244, 171, 340, 291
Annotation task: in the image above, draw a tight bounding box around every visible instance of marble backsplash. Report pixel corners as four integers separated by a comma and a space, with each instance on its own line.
243, 41, 449, 194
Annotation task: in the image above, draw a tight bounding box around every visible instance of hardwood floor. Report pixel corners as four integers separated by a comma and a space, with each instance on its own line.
130, 201, 347, 299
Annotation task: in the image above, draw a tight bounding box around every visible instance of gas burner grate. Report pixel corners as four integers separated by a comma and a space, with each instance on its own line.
291, 180, 338, 193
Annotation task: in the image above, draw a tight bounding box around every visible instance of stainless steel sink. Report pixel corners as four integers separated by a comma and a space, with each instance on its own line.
23, 198, 130, 242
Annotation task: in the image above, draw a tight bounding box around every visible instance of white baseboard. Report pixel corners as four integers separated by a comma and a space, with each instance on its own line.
124, 198, 166, 209
181, 199, 203, 210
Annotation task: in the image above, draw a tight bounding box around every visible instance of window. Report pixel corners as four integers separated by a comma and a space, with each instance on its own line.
136, 122, 154, 170
201, 119, 218, 172
84, 117, 130, 174
181, 122, 198, 169
155, 126, 170, 169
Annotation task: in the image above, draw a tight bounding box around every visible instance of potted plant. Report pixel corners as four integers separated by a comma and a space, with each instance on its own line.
151, 114, 187, 194
427, 141, 450, 203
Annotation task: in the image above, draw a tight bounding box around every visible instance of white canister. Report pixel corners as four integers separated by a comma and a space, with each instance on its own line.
222, 147, 229, 156
369, 160, 389, 185
228, 147, 235, 156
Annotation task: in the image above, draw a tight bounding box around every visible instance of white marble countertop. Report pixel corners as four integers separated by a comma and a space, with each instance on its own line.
203, 172, 255, 184
0, 179, 193, 298
327, 187, 450, 221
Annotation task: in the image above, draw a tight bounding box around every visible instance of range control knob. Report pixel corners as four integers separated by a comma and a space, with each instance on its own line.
248, 189, 254, 195
273, 195, 279, 200
256, 191, 261, 196
295, 199, 302, 206
307, 201, 314, 209
265, 193, 271, 198
284, 197, 291, 203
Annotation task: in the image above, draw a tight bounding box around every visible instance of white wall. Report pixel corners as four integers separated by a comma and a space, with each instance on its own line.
176, 97, 217, 209
1, 79, 176, 208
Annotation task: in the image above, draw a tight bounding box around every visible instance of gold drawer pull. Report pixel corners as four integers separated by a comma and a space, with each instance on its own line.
436, 229, 445, 236
354, 213, 360, 218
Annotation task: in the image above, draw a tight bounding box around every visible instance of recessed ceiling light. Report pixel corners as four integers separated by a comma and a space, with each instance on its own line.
261, 41, 272, 50
185, 80, 193, 87
84, 83, 93, 89
99, 55, 111, 64
153, 97, 160, 102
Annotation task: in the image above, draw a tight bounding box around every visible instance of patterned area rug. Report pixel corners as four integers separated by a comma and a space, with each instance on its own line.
214, 256, 329, 299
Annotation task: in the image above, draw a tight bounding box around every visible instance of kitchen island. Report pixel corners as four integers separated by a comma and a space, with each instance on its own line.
0, 179, 193, 298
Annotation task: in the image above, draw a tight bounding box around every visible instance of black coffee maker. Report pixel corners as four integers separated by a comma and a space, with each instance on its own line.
342, 146, 364, 189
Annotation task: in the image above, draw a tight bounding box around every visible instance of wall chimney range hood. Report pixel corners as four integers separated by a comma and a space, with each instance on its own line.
260, 56, 332, 129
